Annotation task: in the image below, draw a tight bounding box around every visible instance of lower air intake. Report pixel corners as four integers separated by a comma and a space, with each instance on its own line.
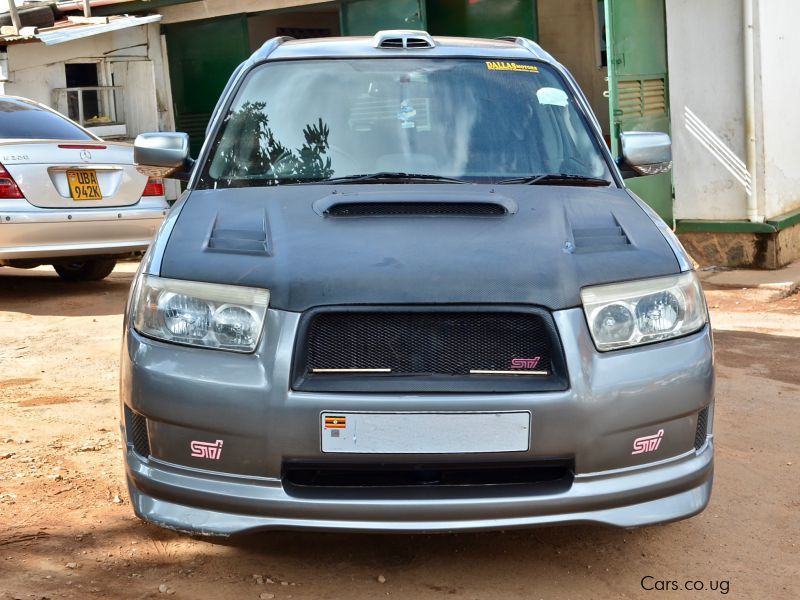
284, 461, 574, 499
126, 406, 150, 458
695, 407, 709, 450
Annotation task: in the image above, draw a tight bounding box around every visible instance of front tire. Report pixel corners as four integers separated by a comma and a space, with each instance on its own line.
53, 259, 117, 282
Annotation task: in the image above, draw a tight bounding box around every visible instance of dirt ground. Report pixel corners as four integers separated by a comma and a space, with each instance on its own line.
0, 263, 797, 600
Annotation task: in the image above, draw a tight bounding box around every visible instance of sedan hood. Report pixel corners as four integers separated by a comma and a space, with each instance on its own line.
159, 185, 680, 311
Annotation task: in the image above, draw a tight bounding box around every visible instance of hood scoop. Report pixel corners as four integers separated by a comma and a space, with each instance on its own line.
570, 214, 632, 253
206, 211, 272, 255
316, 192, 516, 218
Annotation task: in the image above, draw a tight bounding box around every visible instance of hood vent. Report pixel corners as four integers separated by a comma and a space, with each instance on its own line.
572, 225, 631, 252
373, 30, 435, 49
206, 211, 272, 255
325, 201, 508, 217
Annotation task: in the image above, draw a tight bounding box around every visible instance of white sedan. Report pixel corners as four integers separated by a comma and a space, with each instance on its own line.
0, 96, 168, 281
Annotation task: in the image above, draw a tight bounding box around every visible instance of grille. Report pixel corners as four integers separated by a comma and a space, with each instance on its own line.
695, 407, 709, 450
295, 309, 566, 393
126, 406, 150, 458
325, 201, 506, 217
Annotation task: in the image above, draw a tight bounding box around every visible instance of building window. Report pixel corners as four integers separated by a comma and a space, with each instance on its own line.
65, 63, 100, 122
55, 61, 126, 137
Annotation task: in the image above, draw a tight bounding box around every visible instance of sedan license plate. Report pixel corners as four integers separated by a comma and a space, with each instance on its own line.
321, 411, 530, 454
67, 170, 102, 200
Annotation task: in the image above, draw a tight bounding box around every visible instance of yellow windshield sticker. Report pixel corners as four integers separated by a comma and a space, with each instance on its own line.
485, 61, 539, 73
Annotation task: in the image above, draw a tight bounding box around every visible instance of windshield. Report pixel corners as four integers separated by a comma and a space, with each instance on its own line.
199, 58, 612, 187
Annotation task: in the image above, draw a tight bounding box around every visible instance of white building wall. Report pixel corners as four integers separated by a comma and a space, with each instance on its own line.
4, 26, 161, 137
757, 0, 800, 219
666, 0, 749, 221
667, 0, 800, 222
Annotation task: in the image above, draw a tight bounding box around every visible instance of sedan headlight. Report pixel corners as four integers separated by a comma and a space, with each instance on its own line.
581, 272, 707, 351
132, 275, 269, 352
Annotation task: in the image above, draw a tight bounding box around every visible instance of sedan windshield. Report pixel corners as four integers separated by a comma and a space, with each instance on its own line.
200, 58, 612, 187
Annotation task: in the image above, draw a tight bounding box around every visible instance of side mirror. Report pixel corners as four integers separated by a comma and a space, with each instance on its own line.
619, 131, 672, 178
134, 132, 193, 181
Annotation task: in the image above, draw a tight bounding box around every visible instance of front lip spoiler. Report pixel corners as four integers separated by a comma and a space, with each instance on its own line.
124, 441, 714, 536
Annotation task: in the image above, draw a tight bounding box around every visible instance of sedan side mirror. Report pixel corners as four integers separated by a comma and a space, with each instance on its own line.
619, 131, 672, 178
134, 132, 194, 181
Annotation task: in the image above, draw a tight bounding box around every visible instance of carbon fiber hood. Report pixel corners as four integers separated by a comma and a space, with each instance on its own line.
159, 184, 680, 311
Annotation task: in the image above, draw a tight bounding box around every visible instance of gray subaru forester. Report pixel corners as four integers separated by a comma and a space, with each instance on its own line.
122, 31, 713, 536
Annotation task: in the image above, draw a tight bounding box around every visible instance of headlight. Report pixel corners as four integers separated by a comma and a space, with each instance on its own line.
132, 275, 269, 352
581, 272, 707, 351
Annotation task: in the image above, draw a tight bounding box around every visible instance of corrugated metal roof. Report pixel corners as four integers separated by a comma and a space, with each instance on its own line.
0, 13, 161, 45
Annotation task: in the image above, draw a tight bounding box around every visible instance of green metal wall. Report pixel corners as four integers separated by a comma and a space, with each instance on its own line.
605, 0, 673, 222
339, 0, 538, 40
164, 15, 250, 157
340, 0, 426, 36
426, 0, 537, 40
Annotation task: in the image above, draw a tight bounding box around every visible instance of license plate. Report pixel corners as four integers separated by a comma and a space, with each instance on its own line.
321, 411, 530, 454
67, 169, 102, 200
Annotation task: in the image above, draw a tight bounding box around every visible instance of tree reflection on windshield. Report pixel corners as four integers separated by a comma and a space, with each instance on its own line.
210, 101, 333, 184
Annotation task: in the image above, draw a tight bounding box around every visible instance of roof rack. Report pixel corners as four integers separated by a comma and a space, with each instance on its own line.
251, 35, 294, 62
496, 36, 552, 62
373, 30, 435, 49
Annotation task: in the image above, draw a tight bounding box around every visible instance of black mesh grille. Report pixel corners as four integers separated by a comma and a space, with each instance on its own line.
294, 309, 567, 393
695, 407, 709, 450
326, 202, 506, 217
126, 407, 150, 457
307, 311, 552, 375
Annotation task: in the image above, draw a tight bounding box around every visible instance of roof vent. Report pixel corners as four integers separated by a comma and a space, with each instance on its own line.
373, 30, 435, 49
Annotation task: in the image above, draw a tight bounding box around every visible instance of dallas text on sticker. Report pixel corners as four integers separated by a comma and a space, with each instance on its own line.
485, 61, 539, 73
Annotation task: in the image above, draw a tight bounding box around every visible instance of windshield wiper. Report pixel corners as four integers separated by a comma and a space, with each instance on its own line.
306, 172, 469, 185
498, 173, 612, 186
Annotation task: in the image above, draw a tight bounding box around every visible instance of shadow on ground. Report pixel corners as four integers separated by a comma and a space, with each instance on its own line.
714, 329, 800, 386
2, 517, 659, 599
0, 265, 135, 317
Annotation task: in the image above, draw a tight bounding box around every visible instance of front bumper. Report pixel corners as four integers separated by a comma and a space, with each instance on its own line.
121, 308, 715, 535
126, 443, 712, 534
0, 198, 167, 260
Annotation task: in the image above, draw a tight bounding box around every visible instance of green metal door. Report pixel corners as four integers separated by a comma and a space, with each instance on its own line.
605, 0, 672, 222
164, 15, 250, 157
426, 0, 537, 40
340, 0, 426, 35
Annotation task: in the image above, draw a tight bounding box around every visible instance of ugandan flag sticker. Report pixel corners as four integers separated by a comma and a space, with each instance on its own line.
324, 415, 347, 429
